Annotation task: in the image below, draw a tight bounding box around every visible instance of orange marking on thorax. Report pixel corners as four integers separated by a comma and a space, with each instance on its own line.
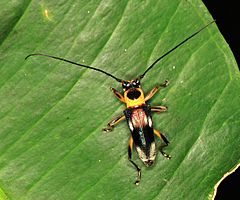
124, 88, 146, 108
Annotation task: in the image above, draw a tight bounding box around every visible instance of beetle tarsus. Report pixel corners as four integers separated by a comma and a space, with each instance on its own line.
102, 125, 114, 132
134, 172, 141, 186
103, 115, 125, 132
160, 143, 171, 159
160, 79, 169, 87
160, 151, 171, 159
129, 159, 141, 185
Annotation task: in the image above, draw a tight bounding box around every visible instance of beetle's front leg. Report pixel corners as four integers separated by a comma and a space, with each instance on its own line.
102, 114, 125, 132
145, 80, 169, 101
111, 87, 125, 103
151, 105, 168, 113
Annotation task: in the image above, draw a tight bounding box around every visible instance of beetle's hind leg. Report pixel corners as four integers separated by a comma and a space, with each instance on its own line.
154, 129, 171, 159
128, 137, 141, 185
102, 115, 125, 132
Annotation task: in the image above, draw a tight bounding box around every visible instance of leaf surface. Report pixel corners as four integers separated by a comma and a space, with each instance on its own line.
0, 0, 239, 199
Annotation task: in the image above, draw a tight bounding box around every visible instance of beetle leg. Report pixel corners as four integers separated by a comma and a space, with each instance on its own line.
128, 137, 141, 185
110, 87, 125, 103
145, 86, 159, 101
153, 129, 171, 159
145, 80, 169, 101
151, 105, 168, 113
102, 115, 125, 132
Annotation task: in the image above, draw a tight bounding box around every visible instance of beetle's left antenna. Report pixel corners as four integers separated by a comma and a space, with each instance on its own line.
139, 20, 215, 80
25, 53, 123, 83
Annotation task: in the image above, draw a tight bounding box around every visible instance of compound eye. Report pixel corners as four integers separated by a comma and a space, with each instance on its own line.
122, 82, 127, 87
132, 79, 140, 88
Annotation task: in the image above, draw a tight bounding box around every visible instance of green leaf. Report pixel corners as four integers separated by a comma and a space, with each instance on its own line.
0, 0, 239, 199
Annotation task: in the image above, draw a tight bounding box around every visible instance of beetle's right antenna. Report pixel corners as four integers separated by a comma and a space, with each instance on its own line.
25, 53, 123, 83
139, 20, 216, 80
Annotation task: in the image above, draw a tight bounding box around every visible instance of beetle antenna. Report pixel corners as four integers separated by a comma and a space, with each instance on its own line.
25, 53, 123, 83
139, 20, 216, 80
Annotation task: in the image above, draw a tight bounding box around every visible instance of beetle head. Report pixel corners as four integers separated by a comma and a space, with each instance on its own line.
122, 78, 145, 107
121, 78, 141, 91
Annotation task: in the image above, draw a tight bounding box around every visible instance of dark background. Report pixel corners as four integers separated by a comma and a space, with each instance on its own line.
202, 1, 239, 199
203, 1, 240, 67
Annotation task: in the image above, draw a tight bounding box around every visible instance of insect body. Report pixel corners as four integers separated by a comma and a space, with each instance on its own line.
102, 78, 170, 185
25, 21, 215, 185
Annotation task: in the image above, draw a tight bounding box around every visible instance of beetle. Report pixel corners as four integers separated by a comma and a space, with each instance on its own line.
25, 20, 215, 185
